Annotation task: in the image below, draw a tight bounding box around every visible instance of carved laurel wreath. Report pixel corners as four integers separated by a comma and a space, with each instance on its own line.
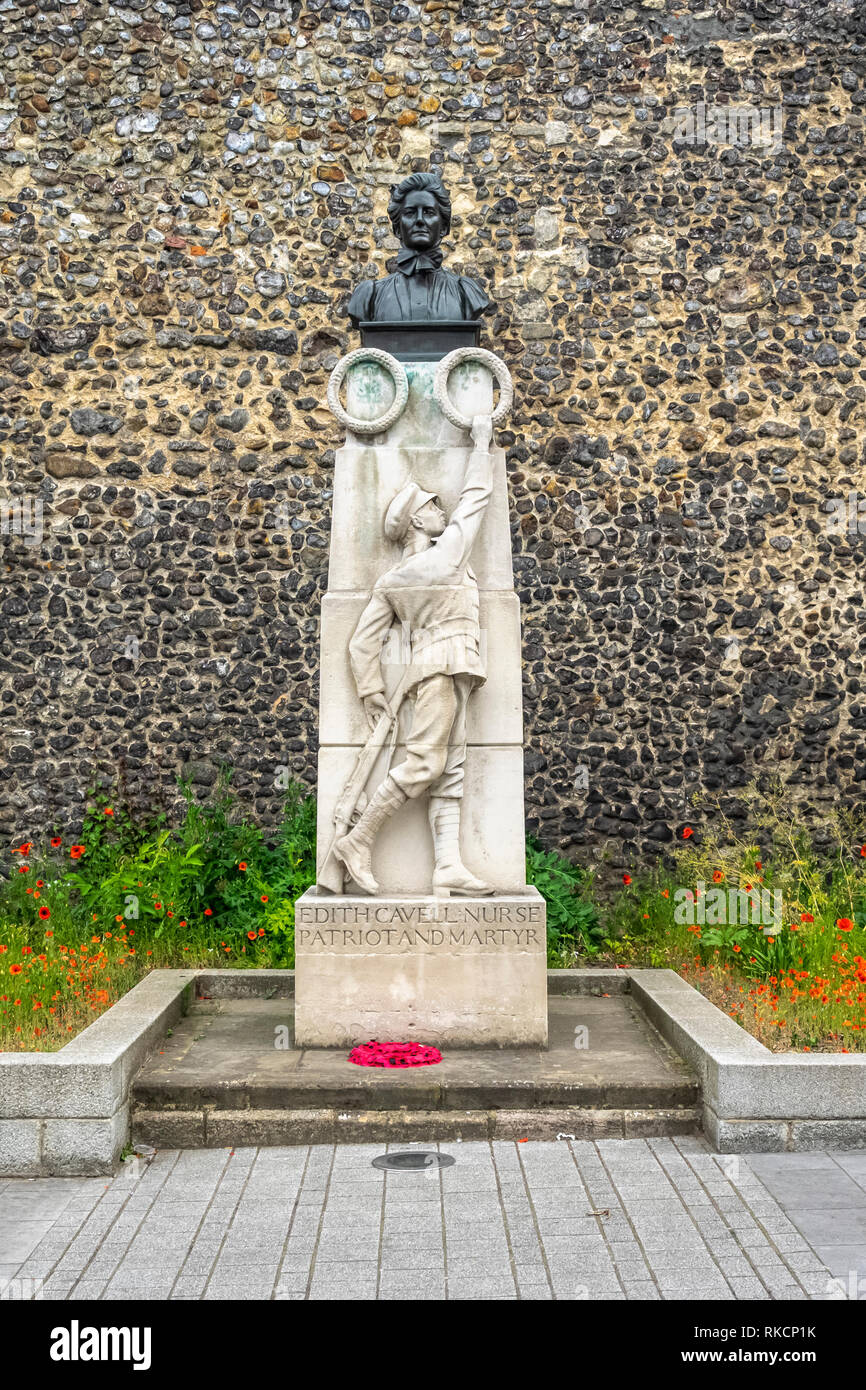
327, 344, 514, 436
433, 346, 514, 431
326, 347, 410, 435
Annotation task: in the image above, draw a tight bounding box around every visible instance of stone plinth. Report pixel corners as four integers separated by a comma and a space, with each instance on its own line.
303, 345, 546, 1049
294, 887, 548, 1047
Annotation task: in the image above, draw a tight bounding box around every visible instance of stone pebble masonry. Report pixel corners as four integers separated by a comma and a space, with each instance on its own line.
2, 2, 866, 866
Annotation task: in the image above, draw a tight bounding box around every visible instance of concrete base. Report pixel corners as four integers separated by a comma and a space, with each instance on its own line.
132, 989, 699, 1148
294, 886, 548, 1047
0, 969, 198, 1176
629, 969, 866, 1153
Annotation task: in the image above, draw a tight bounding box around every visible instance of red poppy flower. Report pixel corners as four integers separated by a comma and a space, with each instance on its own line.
50, 837, 62, 848
70, 845, 85, 859
238, 862, 247, 872
837, 919, 854, 932
261, 895, 268, 903
13, 842, 33, 856
104, 808, 114, 816
9, 964, 22, 976
622, 873, 632, 886
38, 907, 50, 920
682, 827, 694, 839
204, 908, 213, 916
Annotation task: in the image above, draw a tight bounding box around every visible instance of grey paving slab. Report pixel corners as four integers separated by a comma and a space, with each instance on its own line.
748, 1168, 866, 1210
378, 1270, 447, 1297
0, 1137, 856, 1300
769, 1204, 866, 1247
0, 1222, 55, 1263
829, 1153, 866, 1187
810, 1244, 866, 1280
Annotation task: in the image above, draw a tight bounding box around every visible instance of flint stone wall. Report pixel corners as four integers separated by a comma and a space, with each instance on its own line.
2, 0, 866, 869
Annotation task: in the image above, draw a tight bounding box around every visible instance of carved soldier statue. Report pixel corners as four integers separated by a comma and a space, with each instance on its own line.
333, 412, 495, 898
346, 171, 491, 327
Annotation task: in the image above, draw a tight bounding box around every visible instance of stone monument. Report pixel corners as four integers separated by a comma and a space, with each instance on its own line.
294, 173, 547, 1047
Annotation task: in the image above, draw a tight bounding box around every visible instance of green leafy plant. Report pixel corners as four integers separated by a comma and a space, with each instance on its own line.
71, 832, 205, 937
525, 837, 603, 965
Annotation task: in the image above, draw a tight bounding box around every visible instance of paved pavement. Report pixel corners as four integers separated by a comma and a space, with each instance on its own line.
746, 1149, 866, 1295
0, 1137, 863, 1300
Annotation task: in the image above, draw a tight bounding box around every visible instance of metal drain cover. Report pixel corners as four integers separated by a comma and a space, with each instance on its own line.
372, 1150, 455, 1172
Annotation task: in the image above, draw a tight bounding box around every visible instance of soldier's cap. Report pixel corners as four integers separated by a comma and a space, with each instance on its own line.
383, 481, 439, 543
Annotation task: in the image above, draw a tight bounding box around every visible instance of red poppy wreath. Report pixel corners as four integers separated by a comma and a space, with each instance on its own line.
348, 1040, 443, 1067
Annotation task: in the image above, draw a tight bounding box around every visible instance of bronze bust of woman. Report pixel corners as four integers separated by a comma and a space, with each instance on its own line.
346, 172, 491, 327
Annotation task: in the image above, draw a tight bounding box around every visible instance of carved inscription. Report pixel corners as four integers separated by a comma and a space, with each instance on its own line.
296, 900, 543, 950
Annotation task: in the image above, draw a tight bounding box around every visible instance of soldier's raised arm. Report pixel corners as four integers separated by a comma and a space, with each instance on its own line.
434, 413, 494, 570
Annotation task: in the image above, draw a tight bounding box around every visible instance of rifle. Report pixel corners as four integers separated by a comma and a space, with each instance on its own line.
317, 667, 412, 895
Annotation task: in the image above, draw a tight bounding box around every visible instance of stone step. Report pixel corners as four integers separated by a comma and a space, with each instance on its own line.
132, 1106, 701, 1150
133, 1075, 698, 1112
130, 988, 702, 1149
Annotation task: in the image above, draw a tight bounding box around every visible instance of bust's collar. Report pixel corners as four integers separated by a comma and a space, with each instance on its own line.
396, 246, 444, 276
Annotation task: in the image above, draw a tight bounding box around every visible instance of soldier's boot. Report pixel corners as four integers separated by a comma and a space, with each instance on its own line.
334, 775, 407, 895
429, 795, 493, 897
